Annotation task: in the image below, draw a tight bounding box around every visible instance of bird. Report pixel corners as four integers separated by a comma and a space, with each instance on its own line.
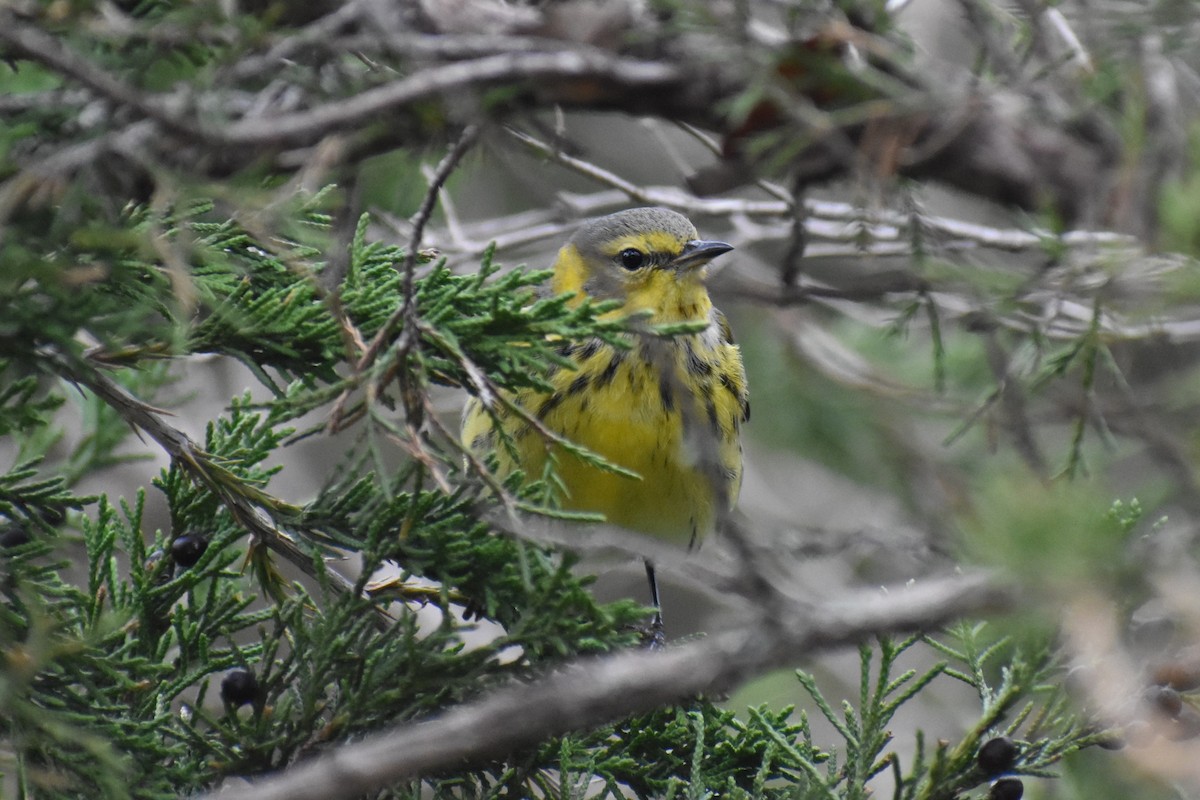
461, 207, 748, 643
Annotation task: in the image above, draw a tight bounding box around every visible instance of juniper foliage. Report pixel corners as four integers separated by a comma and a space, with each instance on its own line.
0, 198, 1100, 798
3, 0, 1195, 795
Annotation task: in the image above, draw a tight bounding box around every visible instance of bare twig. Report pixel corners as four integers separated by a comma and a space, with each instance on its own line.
0, 13, 188, 131
1044, 7, 1093, 73
402, 128, 480, 324
504, 129, 1133, 251
329, 126, 479, 431
224, 0, 370, 81
0, 88, 93, 113
215, 52, 680, 148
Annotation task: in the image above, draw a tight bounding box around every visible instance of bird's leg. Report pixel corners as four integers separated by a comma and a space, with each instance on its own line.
644, 560, 665, 649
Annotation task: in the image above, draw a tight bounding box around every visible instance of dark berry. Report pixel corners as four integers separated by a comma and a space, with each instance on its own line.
977, 736, 1018, 777
0, 523, 30, 548
170, 533, 208, 568
220, 669, 259, 707
1153, 660, 1200, 692
989, 777, 1024, 800
1147, 685, 1183, 718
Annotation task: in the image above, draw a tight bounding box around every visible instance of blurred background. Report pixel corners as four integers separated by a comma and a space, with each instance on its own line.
9, 0, 1200, 796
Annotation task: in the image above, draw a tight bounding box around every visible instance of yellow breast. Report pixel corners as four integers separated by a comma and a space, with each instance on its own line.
462, 327, 746, 548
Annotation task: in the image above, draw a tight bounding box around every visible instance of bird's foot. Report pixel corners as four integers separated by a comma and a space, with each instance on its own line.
641, 612, 666, 651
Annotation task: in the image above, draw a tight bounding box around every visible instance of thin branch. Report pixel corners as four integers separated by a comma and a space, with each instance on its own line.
329, 126, 479, 431
0, 13, 185, 131
401, 127, 480, 326
674, 121, 797, 206
0, 20, 681, 152
215, 52, 681, 148
49, 350, 364, 602
86, 2, 240, 47
983, 332, 1049, 479
0, 88, 93, 113
1, 3, 1127, 221
504, 129, 1133, 251
224, 0, 370, 81
1045, 7, 1093, 73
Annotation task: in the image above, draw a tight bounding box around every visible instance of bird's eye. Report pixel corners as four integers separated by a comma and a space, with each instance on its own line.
619, 248, 645, 270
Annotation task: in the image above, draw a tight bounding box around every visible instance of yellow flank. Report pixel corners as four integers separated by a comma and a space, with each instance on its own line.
461, 207, 748, 549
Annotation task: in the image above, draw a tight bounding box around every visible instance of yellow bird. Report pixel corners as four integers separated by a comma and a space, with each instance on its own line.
462, 207, 748, 640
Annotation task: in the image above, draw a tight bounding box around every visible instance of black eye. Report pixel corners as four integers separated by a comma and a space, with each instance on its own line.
618, 248, 645, 270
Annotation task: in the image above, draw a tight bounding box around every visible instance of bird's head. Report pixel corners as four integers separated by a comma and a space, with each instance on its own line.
552, 207, 733, 323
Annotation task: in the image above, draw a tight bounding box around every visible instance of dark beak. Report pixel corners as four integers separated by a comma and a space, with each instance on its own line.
672, 239, 734, 272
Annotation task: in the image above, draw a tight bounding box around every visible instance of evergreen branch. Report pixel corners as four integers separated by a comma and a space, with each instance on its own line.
335, 125, 480, 429
1, 4, 1191, 796
46, 351, 361, 603
200, 571, 1012, 800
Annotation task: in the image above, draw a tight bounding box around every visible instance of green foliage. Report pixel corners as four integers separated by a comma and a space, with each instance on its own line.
0, 198, 1112, 799
0, 0, 1187, 795
0, 377, 62, 438
449, 627, 1093, 800
961, 474, 1137, 587
0, 196, 654, 796
1160, 125, 1200, 256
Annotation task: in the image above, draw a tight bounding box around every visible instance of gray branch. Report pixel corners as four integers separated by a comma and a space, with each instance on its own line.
0, 4, 1129, 224
202, 571, 1012, 800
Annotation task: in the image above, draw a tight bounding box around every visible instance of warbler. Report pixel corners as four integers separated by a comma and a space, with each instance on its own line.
462, 207, 748, 639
